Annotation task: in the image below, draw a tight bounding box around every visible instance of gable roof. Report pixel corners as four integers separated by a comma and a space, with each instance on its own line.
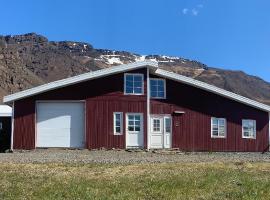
154, 69, 270, 112
3, 61, 158, 103
3, 61, 270, 112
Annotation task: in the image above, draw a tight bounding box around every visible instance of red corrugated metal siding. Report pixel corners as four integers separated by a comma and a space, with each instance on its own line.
13, 99, 36, 149
151, 76, 269, 152
13, 68, 147, 149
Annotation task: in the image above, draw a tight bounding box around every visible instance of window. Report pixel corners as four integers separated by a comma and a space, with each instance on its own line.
0, 122, 2, 130
124, 74, 144, 95
152, 118, 161, 133
113, 112, 123, 135
150, 78, 166, 99
164, 117, 171, 133
242, 120, 256, 139
127, 114, 141, 132
211, 118, 226, 138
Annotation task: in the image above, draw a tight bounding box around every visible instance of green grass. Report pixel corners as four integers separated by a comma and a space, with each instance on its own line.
0, 162, 270, 199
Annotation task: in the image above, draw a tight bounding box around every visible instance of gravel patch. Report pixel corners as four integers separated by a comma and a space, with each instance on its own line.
0, 149, 270, 164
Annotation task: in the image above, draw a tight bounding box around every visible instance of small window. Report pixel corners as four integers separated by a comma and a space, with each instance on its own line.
0, 122, 2, 130
150, 78, 166, 99
164, 117, 171, 133
211, 118, 226, 138
124, 74, 144, 95
152, 118, 161, 133
113, 112, 123, 135
242, 120, 256, 139
127, 114, 141, 132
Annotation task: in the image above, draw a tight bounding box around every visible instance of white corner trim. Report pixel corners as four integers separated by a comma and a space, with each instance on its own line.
154, 69, 270, 112
10, 102, 14, 151
3, 61, 158, 103
146, 67, 150, 150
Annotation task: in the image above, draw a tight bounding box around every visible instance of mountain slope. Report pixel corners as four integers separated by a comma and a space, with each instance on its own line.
1, 33, 270, 105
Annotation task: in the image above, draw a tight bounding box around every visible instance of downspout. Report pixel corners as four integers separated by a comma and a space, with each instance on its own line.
147, 67, 150, 150
10, 101, 14, 151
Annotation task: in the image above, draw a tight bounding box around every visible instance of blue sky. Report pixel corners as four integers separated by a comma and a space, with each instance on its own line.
1, 0, 270, 82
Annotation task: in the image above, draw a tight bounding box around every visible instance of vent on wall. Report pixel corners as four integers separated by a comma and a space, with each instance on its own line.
174, 111, 185, 114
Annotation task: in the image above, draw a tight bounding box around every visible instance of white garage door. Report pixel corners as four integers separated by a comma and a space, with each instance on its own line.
36, 102, 85, 148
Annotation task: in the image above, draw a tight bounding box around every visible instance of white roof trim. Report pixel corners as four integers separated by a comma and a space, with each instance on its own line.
154, 69, 270, 112
3, 61, 158, 103
3, 61, 270, 112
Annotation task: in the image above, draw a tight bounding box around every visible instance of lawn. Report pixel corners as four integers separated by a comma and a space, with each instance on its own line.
0, 162, 270, 200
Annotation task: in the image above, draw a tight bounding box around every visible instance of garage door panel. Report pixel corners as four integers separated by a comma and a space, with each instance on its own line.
36, 102, 85, 148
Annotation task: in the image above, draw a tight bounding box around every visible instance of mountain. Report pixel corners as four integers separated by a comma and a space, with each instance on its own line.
0, 33, 270, 105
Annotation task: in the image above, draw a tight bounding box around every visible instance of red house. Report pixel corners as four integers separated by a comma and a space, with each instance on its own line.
3, 61, 270, 151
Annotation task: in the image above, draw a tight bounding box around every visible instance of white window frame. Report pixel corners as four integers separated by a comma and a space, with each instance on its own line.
126, 113, 143, 134
124, 73, 144, 95
164, 116, 172, 134
151, 117, 162, 133
113, 112, 123, 135
211, 117, 227, 138
150, 78, 166, 99
242, 119, 256, 139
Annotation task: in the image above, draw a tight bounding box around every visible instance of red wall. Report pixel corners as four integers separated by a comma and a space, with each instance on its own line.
150, 75, 269, 152
13, 68, 147, 149
13, 68, 269, 152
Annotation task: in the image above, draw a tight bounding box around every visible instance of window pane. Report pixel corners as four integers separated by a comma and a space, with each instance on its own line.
126, 75, 133, 82
128, 126, 134, 131
128, 121, 134, 126
134, 87, 142, 94
212, 130, 218, 136
128, 115, 134, 121
115, 127, 121, 133
134, 82, 142, 88
135, 126, 140, 131
157, 80, 164, 86
158, 92, 164, 98
151, 84, 157, 91
135, 115, 140, 121
212, 118, 218, 126
165, 118, 171, 132
115, 121, 120, 127
125, 87, 133, 94
134, 75, 142, 82
158, 85, 164, 92
150, 80, 156, 86
219, 119, 225, 126
135, 121, 140, 126
151, 91, 157, 97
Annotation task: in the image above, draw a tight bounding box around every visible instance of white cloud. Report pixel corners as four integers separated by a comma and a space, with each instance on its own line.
182, 8, 189, 15
191, 9, 199, 16
182, 3, 203, 17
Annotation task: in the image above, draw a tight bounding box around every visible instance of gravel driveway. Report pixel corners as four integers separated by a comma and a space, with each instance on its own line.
0, 149, 270, 164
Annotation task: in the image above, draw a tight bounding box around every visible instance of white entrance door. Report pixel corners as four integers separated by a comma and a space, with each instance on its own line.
36, 102, 85, 148
126, 113, 144, 148
150, 115, 172, 149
